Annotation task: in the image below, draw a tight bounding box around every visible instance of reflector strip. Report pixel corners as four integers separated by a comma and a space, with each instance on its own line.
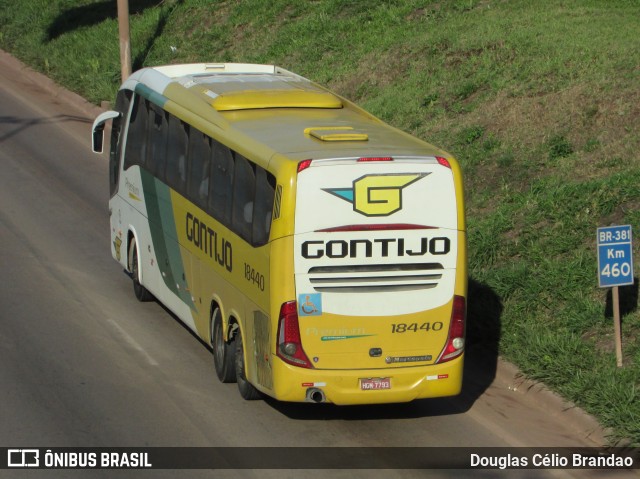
358, 157, 392, 162
297, 159, 312, 173
436, 156, 451, 168
317, 224, 435, 232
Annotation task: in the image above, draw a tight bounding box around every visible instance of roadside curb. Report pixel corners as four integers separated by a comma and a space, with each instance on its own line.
0, 48, 106, 120
494, 358, 610, 446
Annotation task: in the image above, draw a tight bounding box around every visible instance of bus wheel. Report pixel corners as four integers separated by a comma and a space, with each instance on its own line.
128, 237, 152, 302
212, 308, 236, 383
234, 328, 262, 400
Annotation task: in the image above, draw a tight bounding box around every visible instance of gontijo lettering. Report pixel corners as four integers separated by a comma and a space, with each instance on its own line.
302, 236, 450, 259
186, 212, 232, 272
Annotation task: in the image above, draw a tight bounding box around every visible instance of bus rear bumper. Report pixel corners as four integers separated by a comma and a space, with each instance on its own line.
268, 355, 464, 405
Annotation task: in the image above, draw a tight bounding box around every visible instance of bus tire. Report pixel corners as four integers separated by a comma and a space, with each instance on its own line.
234, 328, 262, 400
128, 237, 153, 302
212, 308, 236, 383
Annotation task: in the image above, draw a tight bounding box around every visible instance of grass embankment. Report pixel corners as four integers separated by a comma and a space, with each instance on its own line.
1, 0, 638, 444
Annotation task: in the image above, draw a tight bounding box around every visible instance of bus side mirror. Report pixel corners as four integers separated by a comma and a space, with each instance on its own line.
91, 110, 121, 153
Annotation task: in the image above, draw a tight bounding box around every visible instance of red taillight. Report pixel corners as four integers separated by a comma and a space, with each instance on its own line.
358, 157, 393, 162
276, 301, 313, 368
297, 159, 312, 173
436, 156, 451, 168
436, 295, 466, 363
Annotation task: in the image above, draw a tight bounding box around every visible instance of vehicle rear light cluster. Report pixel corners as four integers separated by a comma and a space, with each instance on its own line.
436, 156, 451, 168
358, 157, 393, 162
297, 159, 312, 173
436, 295, 466, 363
276, 301, 313, 368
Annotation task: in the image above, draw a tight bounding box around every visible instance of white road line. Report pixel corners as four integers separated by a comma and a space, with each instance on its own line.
107, 318, 159, 366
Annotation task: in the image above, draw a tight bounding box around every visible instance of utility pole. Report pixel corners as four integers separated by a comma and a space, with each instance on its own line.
117, 0, 132, 81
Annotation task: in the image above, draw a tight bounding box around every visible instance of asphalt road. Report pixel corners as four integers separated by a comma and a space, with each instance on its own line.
0, 51, 634, 479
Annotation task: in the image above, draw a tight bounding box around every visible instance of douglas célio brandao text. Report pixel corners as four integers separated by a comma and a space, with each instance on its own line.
470, 452, 635, 469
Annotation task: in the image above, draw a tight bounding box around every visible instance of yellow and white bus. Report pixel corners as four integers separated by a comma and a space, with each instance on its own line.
92, 63, 467, 405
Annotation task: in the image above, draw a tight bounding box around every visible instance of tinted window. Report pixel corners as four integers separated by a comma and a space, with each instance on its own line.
187, 131, 211, 210
231, 154, 256, 243
123, 96, 147, 170
209, 140, 234, 226
165, 116, 189, 195
124, 102, 274, 247
147, 104, 168, 182
252, 167, 276, 246
109, 90, 131, 196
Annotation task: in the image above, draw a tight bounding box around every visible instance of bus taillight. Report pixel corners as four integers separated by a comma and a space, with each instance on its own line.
436, 156, 452, 168
297, 159, 312, 173
435, 295, 466, 364
358, 157, 393, 162
277, 301, 313, 368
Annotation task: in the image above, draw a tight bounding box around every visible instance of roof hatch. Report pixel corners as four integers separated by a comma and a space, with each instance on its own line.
304, 126, 369, 142
209, 89, 343, 111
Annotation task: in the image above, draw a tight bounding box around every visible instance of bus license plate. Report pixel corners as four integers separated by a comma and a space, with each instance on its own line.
360, 378, 391, 390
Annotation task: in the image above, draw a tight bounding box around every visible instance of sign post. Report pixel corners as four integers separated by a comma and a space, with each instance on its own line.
117, 0, 132, 81
597, 225, 634, 367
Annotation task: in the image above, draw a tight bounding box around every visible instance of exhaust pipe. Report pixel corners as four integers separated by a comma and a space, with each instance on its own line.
305, 388, 326, 403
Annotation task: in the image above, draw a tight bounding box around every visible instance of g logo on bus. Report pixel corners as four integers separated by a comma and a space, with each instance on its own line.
324, 173, 428, 217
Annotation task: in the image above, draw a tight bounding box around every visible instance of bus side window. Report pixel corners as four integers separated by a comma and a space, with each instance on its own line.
147, 103, 168, 182
231, 153, 256, 243
209, 140, 234, 227
187, 130, 211, 211
252, 167, 276, 246
165, 115, 189, 196
123, 95, 148, 170
109, 90, 131, 197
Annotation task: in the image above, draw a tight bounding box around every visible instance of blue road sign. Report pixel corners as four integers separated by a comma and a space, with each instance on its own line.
597, 225, 634, 288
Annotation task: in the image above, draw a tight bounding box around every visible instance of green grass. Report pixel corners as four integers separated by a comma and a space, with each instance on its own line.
1, 0, 639, 445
